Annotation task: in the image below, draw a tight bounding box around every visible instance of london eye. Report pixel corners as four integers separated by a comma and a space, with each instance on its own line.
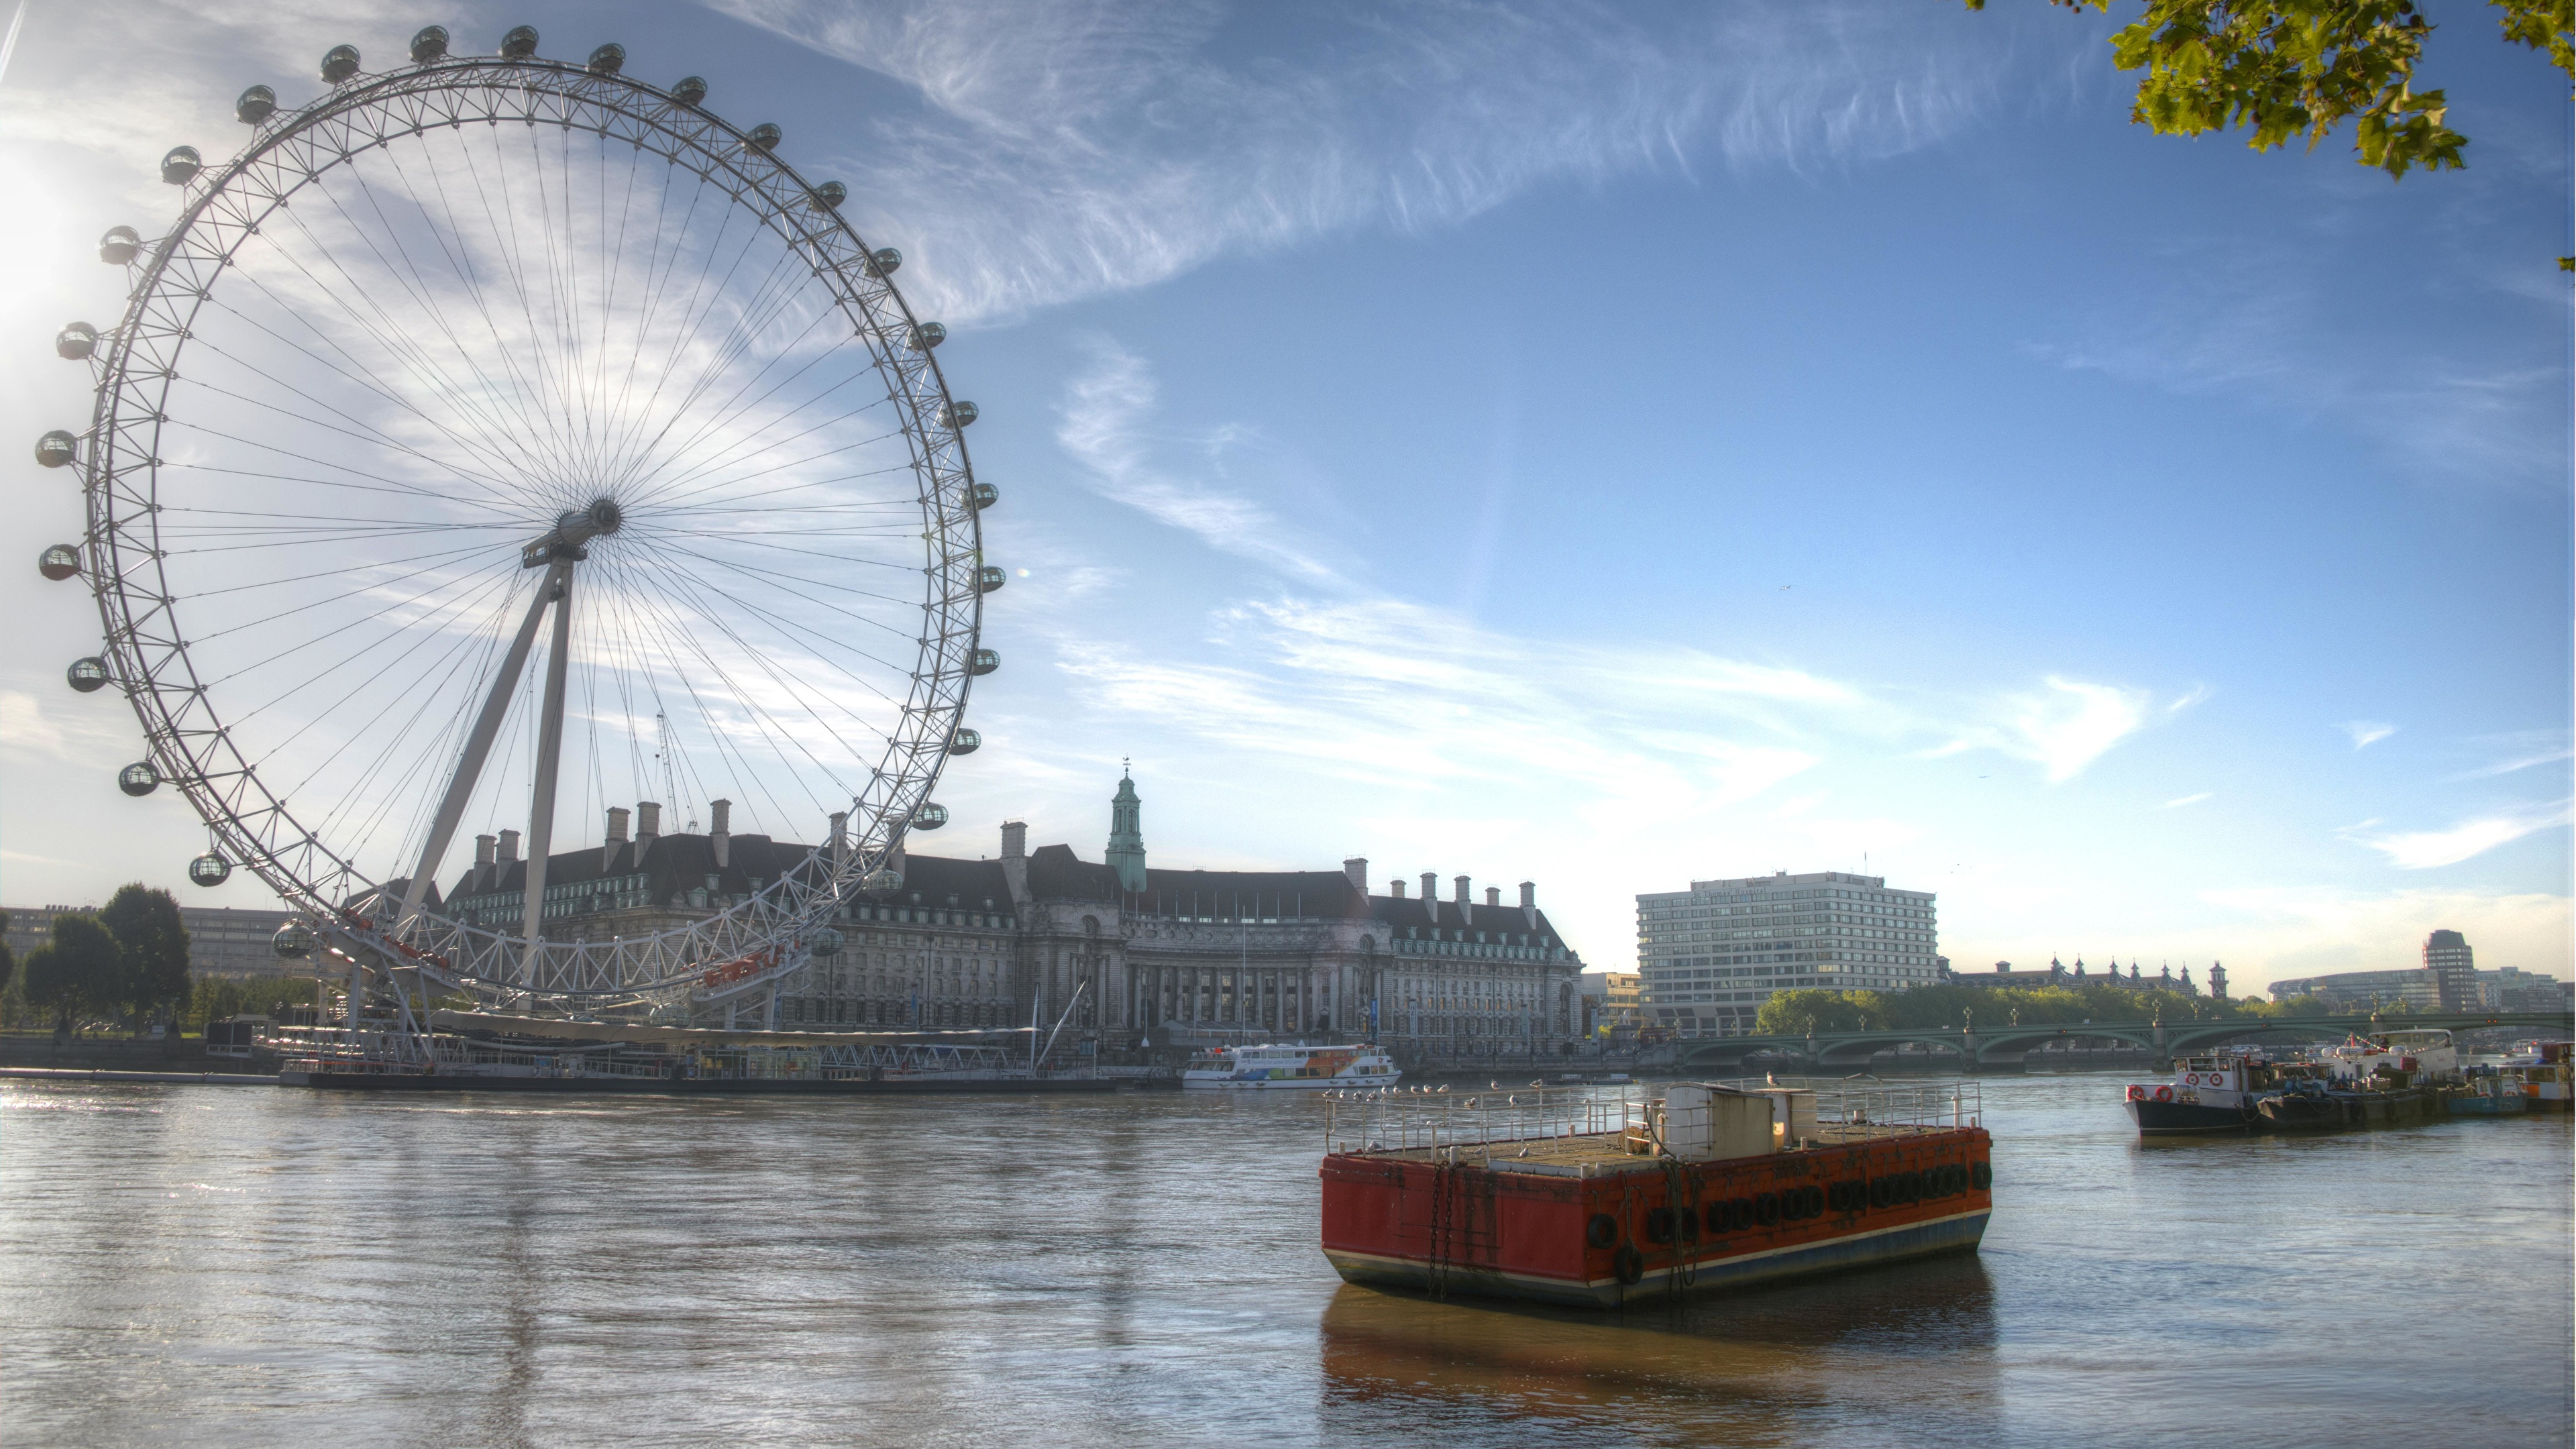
36, 24, 995, 1027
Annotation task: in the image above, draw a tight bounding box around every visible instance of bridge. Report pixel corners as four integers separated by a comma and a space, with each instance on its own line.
1663, 1011, 2575, 1072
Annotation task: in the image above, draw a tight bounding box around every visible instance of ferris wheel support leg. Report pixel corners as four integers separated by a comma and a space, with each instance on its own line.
519, 564, 580, 985
398, 563, 568, 927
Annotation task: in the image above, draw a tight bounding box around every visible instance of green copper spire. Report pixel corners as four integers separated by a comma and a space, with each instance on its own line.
1106, 761, 1146, 893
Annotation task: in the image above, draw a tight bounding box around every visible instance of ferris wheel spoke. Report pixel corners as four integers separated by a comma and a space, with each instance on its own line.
193, 297, 540, 508
214, 555, 519, 714
171, 369, 531, 504
610, 305, 867, 505
391, 138, 599, 486
596, 553, 845, 835
623, 533, 921, 712
262, 197, 574, 497
605, 547, 885, 794
619, 362, 898, 511
589, 189, 777, 484
334, 161, 581, 487
172, 536, 503, 602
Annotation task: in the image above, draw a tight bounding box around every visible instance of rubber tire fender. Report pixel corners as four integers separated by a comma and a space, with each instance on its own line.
1970, 1161, 1992, 1191
1753, 1191, 1781, 1227
1585, 1212, 1618, 1249
1644, 1207, 1676, 1245
1613, 1244, 1644, 1285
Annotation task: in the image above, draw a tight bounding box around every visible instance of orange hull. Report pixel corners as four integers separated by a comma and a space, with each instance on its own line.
1321, 1128, 1991, 1308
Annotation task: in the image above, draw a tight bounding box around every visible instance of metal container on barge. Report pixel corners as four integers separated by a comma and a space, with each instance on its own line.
1318, 1079, 1990, 1309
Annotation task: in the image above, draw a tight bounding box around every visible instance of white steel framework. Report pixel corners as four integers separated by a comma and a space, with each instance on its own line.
63, 35, 989, 1023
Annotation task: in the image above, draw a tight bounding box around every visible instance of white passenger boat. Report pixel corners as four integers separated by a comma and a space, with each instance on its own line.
1181, 1042, 1399, 1090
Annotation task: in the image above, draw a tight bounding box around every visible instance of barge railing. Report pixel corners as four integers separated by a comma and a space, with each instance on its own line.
1324, 1077, 1980, 1155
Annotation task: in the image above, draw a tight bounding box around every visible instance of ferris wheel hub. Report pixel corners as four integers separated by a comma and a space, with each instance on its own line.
520, 498, 624, 568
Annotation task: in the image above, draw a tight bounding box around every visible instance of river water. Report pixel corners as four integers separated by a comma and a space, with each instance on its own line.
1, 1072, 2566, 1448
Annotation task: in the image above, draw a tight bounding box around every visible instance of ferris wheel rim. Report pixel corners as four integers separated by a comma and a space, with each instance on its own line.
72, 45, 985, 998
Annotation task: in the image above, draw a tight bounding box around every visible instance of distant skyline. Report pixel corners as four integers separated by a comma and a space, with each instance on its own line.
1, 1, 2567, 996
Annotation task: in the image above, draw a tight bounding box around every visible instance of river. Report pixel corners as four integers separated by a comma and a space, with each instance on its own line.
1, 1072, 2566, 1448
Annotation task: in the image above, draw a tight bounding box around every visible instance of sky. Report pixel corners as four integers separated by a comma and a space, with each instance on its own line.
0, 0, 2568, 996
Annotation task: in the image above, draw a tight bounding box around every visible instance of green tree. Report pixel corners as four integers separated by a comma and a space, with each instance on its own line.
21, 914, 123, 1032
99, 883, 191, 1028
0, 907, 15, 997
1757, 989, 1881, 1035
1967, 1, 2576, 264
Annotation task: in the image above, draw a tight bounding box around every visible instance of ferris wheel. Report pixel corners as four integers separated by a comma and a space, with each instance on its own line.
36, 24, 996, 1023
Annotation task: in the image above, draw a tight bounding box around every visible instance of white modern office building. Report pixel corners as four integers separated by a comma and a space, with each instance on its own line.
1637, 870, 1939, 1037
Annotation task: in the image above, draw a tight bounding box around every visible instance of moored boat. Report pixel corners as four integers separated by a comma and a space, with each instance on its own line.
2504, 1041, 2573, 1112
2123, 1053, 2278, 1136
1318, 1079, 1990, 1308
1182, 1042, 1399, 1090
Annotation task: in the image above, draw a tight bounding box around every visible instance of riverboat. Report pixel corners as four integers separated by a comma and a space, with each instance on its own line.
2504, 1042, 2573, 1112
1318, 1079, 1989, 1308
1183, 1042, 1399, 1090
2122, 1052, 2279, 1136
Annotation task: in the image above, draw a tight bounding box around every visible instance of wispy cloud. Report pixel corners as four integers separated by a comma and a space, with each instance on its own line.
2163, 792, 2212, 808
1054, 341, 1347, 584
1939, 676, 2157, 783
707, 0, 2009, 320
2452, 731, 2573, 780
2344, 801, 2573, 870
2340, 719, 2396, 750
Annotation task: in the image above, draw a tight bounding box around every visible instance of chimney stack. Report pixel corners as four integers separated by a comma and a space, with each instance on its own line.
1485, 885, 1501, 908
1002, 820, 1026, 860
1420, 871, 1437, 904
1343, 857, 1368, 892
1519, 879, 1537, 927
604, 806, 630, 871
496, 828, 519, 863
636, 801, 661, 852
710, 798, 731, 868
1453, 875, 1470, 905
1390, 878, 1407, 899
474, 834, 496, 891
829, 810, 849, 873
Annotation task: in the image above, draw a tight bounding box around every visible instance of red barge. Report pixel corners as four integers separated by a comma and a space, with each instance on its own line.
1320, 1079, 1990, 1308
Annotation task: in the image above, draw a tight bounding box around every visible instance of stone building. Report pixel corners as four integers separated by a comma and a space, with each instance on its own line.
439, 770, 1587, 1049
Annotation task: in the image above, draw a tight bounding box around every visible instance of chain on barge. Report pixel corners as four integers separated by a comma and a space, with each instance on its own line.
1319, 1079, 1990, 1309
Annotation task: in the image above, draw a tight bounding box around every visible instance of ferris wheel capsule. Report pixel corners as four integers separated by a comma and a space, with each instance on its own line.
36, 431, 77, 468
947, 728, 981, 755
40, 545, 80, 580
745, 123, 782, 153
67, 656, 111, 691
118, 761, 160, 796
911, 802, 949, 830
272, 920, 316, 958
862, 866, 903, 894
812, 180, 847, 211
409, 26, 450, 62
938, 401, 977, 429
320, 45, 361, 84
235, 85, 276, 124
975, 566, 1005, 594
805, 926, 844, 958
910, 321, 945, 350
968, 481, 998, 511
587, 43, 626, 75
868, 247, 901, 276
160, 146, 203, 185
969, 649, 999, 676
56, 323, 98, 360
672, 74, 708, 107
498, 26, 539, 60
99, 227, 140, 264
189, 852, 233, 887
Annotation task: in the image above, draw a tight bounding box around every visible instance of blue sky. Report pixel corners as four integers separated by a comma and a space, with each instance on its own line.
1, 0, 2568, 994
